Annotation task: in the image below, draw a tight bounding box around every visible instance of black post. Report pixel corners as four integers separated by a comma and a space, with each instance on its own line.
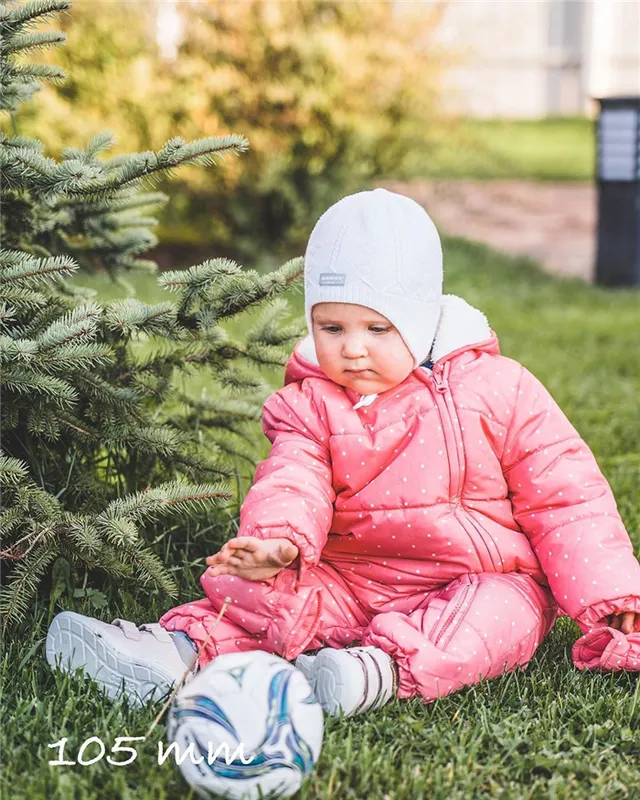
594, 96, 640, 287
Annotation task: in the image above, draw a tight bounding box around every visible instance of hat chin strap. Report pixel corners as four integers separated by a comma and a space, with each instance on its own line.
297, 334, 320, 366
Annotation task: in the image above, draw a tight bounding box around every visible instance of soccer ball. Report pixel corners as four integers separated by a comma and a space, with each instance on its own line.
167, 650, 324, 799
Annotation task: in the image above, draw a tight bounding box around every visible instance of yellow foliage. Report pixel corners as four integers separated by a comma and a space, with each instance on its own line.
5, 0, 449, 259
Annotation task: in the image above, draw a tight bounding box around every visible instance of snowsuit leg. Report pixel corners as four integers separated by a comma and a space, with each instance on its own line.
158, 559, 372, 668
159, 597, 263, 668
361, 572, 558, 702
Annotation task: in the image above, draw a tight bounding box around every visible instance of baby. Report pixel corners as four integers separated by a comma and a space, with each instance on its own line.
47, 188, 640, 714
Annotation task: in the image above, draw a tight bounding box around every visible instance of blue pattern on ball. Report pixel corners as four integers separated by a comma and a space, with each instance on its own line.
172, 666, 317, 781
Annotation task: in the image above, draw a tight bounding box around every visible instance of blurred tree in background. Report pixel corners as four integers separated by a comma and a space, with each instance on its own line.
8, 0, 448, 263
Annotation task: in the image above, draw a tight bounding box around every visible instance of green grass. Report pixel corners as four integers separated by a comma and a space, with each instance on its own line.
405, 117, 595, 182
3, 240, 640, 799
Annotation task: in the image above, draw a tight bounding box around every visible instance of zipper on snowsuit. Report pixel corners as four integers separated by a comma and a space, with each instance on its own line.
431, 362, 500, 573
432, 581, 476, 650
432, 362, 462, 501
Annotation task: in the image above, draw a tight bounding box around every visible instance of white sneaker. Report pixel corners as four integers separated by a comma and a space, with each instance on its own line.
46, 611, 197, 707
294, 645, 398, 718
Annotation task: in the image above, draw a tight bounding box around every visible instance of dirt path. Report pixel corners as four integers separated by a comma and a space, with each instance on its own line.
381, 179, 596, 282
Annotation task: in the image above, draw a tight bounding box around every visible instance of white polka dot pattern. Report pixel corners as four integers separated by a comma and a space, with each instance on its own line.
158, 338, 640, 685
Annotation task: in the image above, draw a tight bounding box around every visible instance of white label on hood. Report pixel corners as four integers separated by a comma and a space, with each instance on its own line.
319, 273, 346, 286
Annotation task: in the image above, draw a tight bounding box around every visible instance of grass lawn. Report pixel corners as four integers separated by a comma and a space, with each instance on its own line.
3, 238, 639, 799
405, 117, 595, 183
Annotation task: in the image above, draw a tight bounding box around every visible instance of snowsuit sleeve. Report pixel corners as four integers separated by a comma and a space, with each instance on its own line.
500, 365, 640, 638
237, 381, 335, 582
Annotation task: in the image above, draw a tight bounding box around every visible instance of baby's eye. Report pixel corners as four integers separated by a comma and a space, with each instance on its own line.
322, 326, 341, 333
370, 326, 390, 334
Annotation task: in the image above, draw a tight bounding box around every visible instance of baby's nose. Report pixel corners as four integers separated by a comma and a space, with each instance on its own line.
342, 338, 367, 358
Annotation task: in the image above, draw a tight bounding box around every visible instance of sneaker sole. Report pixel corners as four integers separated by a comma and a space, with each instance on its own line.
312, 649, 368, 718
294, 654, 317, 690
46, 611, 177, 706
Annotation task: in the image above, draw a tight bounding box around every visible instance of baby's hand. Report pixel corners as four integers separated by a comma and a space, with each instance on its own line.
205, 537, 299, 582
608, 612, 640, 634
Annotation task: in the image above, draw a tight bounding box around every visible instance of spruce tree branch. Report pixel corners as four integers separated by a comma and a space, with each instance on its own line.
0, 29, 66, 56
96, 136, 250, 196
0, 538, 58, 634
3, 62, 66, 84
54, 415, 92, 437
0, 251, 78, 284
0, 0, 71, 36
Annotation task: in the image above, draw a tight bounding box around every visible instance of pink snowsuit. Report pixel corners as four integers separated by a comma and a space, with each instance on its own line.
160, 294, 640, 702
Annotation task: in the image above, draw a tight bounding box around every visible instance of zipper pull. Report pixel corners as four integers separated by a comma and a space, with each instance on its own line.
353, 393, 378, 410
432, 366, 448, 393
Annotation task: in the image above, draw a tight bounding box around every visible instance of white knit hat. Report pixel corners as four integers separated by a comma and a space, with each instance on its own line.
304, 187, 443, 369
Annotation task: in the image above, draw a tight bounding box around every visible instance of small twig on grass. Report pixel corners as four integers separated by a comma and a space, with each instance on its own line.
144, 596, 231, 740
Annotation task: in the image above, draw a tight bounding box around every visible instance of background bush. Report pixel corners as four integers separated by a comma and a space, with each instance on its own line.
10, 0, 449, 262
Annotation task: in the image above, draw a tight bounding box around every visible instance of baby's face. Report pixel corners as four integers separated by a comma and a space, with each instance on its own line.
311, 302, 415, 394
